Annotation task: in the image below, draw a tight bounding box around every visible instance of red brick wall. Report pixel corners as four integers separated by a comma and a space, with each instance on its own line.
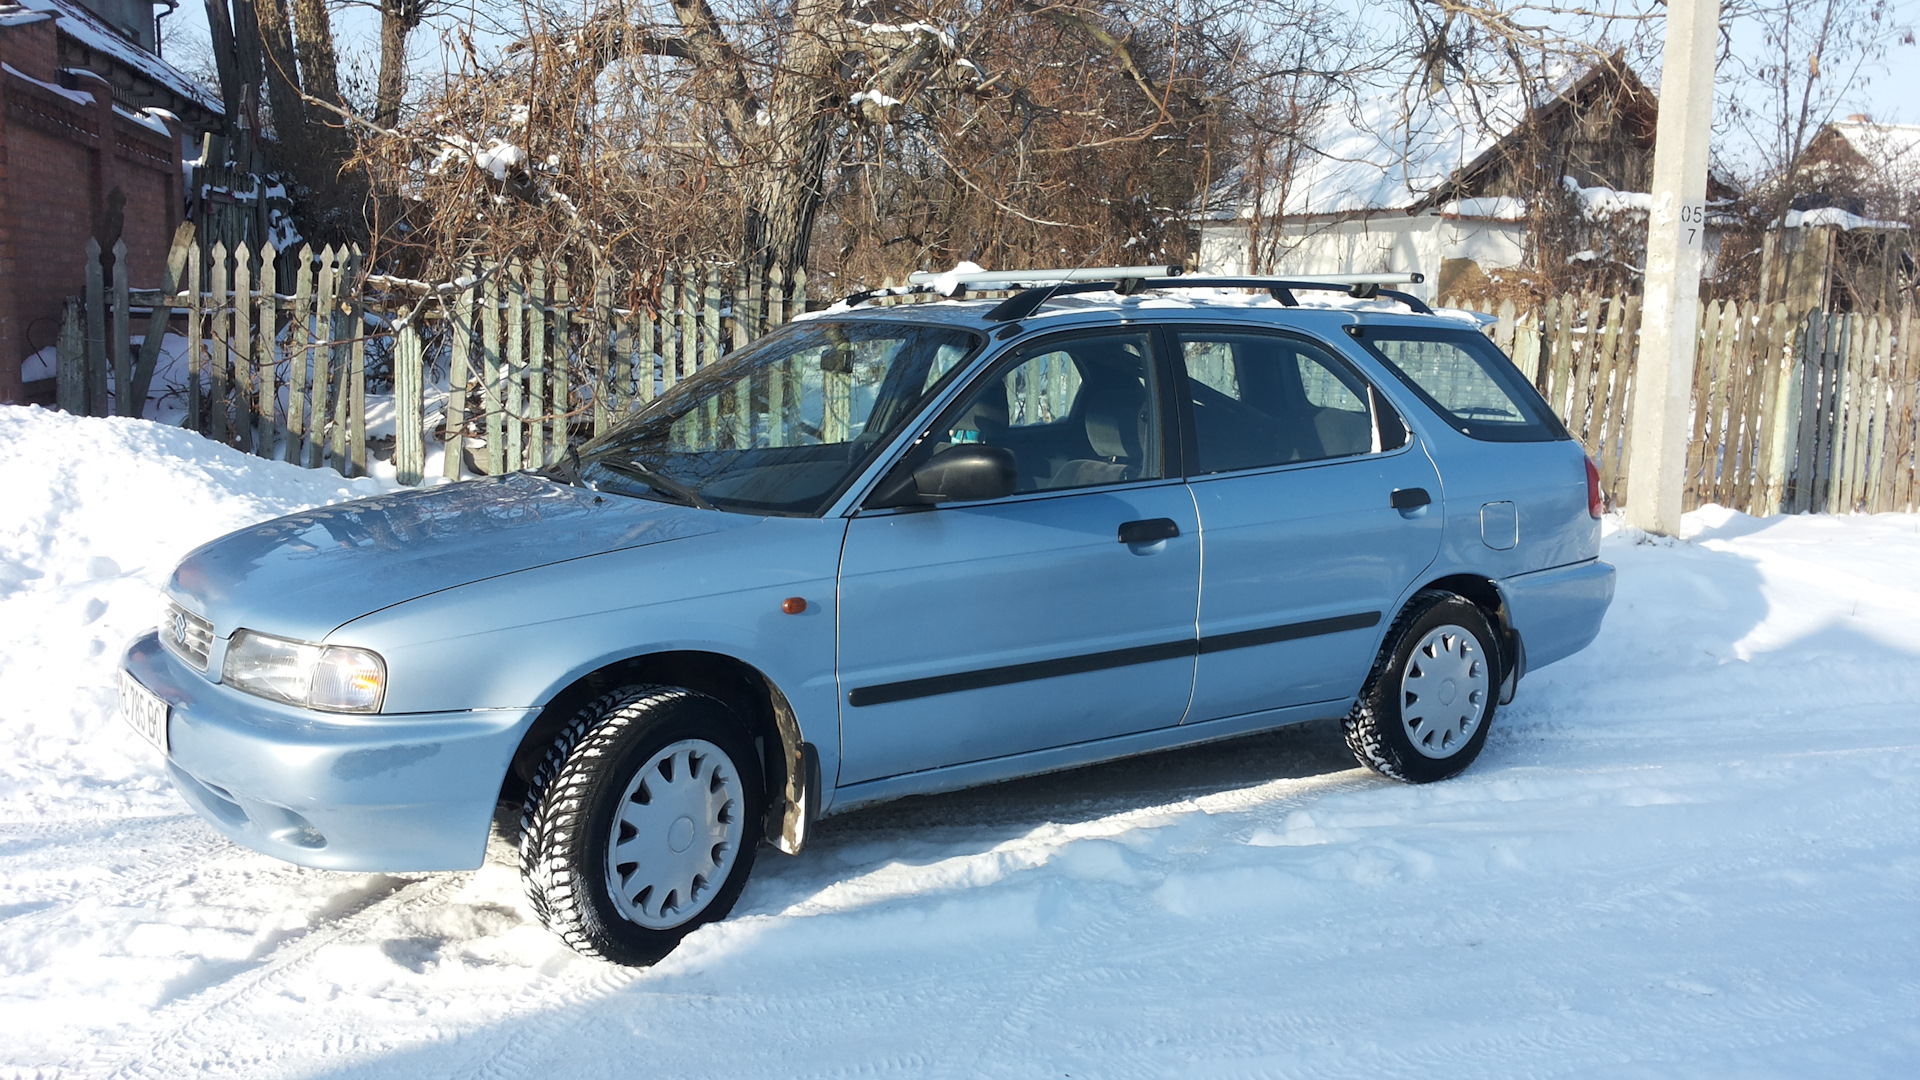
7, 125, 94, 368
114, 127, 178, 281
1, 18, 182, 404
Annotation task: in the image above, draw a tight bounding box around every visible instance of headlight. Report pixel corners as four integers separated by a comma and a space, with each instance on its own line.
222, 630, 386, 713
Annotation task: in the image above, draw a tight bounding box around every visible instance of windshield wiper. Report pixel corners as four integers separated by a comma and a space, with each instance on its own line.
542, 444, 592, 490
587, 459, 717, 511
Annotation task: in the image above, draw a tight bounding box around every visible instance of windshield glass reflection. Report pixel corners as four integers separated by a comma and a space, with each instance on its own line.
569, 319, 981, 515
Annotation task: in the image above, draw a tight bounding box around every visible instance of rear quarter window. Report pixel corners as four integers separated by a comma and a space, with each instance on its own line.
1347, 326, 1567, 443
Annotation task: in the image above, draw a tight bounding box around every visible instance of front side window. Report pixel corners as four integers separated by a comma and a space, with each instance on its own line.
916, 331, 1163, 495
572, 319, 980, 514
1348, 326, 1565, 442
1174, 330, 1402, 475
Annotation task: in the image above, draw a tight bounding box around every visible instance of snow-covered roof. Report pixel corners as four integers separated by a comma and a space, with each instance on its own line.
6, 0, 220, 114
0, 5, 53, 27
1436, 195, 1528, 221
1256, 81, 1520, 218
2, 59, 93, 105
1782, 206, 1907, 231
1823, 120, 1920, 171
1234, 59, 1650, 221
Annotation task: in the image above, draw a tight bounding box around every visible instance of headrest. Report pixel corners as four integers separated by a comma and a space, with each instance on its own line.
951, 382, 1009, 441
1081, 377, 1145, 460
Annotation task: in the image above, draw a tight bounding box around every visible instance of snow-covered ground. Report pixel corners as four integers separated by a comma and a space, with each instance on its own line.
2, 406, 1917, 1079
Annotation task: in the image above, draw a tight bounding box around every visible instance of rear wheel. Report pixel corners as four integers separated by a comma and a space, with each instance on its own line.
519, 685, 764, 965
1344, 591, 1497, 784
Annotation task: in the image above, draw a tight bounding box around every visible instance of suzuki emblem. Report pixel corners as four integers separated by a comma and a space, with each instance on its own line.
171, 610, 190, 645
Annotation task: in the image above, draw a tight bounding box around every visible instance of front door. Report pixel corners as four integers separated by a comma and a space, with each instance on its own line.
835, 330, 1200, 785
1169, 326, 1445, 721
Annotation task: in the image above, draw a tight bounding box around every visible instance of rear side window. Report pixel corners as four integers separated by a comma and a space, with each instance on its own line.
1347, 326, 1566, 442
1172, 330, 1406, 475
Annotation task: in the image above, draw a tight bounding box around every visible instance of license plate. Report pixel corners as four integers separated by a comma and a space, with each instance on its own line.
120, 671, 170, 755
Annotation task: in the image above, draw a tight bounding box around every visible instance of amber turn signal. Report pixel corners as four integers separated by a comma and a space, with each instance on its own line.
781, 597, 808, 615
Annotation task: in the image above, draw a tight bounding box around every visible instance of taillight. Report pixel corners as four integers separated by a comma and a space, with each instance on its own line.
1585, 455, 1604, 518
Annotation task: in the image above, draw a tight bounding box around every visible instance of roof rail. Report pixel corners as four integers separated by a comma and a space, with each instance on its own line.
980, 273, 1432, 322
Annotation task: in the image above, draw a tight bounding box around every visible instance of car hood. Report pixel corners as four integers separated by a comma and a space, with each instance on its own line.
168, 473, 747, 642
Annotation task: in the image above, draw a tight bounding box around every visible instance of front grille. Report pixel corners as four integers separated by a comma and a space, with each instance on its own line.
160, 601, 215, 671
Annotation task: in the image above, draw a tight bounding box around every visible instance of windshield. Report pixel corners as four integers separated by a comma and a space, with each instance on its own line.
571, 319, 982, 515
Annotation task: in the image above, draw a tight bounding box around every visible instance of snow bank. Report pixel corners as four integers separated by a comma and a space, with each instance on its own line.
1, 412, 1918, 1077
0, 408, 390, 826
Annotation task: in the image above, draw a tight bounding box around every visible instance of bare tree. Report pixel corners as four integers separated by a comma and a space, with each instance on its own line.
556, 0, 1233, 279
1222, 1, 1669, 293
1709, 0, 1912, 299
343, 0, 1281, 292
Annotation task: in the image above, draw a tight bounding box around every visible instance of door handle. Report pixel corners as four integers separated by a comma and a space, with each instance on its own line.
1391, 487, 1432, 510
1118, 518, 1180, 544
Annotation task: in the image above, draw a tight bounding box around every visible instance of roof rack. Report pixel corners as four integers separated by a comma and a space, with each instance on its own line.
977, 272, 1431, 321
836, 267, 1432, 320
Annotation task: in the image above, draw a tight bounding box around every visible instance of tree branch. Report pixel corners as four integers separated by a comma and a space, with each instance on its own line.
664, 0, 761, 144
1014, 1, 1175, 122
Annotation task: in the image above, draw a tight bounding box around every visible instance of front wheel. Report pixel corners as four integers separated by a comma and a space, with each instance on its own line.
519, 686, 764, 965
1344, 591, 1498, 784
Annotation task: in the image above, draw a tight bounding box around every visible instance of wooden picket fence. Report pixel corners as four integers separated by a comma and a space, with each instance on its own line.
1441, 292, 1920, 516
58, 237, 811, 485
58, 247, 1920, 514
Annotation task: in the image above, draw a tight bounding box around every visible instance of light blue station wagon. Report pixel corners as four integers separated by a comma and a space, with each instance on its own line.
121, 269, 1614, 964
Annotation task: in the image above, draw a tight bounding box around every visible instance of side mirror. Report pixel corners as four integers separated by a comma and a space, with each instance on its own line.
869, 444, 1017, 507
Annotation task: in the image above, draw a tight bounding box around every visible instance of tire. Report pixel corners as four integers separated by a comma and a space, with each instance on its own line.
519, 685, 764, 965
1344, 590, 1499, 784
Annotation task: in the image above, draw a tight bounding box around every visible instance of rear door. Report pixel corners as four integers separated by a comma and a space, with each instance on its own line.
835, 330, 1200, 785
1169, 326, 1444, 722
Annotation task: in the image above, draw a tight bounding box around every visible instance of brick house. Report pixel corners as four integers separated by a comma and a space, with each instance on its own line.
0, 0, 220, 404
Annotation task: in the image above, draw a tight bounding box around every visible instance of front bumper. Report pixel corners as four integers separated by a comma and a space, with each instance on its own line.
1499, 557, 1616, 676
122, 632, 538, 872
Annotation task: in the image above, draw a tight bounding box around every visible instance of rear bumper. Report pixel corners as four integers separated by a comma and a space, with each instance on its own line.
122, 632, 537, 872
1500, 558, 1615, 676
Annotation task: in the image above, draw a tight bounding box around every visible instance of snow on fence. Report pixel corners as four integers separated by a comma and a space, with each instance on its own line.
55, 243, 1918, 514
1440, 292, 1920, 516
56, 235, 810, 485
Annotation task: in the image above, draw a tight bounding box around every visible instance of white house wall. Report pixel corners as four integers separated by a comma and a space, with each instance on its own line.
1197, 213, 1529, 300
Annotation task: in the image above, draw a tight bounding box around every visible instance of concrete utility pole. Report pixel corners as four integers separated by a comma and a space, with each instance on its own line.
1625, 0, 1722, 535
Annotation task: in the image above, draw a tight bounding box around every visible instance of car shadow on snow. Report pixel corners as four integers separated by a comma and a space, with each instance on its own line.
718, 716, 1369, 924
807, 716, 1358, 837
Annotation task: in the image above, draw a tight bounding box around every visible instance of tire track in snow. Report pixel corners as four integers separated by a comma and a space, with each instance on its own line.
0, 818, 239, 930
95, 873, 464, 1080
780, 769, 1382, 1078
407, 835, 646, 1080
460, 963, 641, 1080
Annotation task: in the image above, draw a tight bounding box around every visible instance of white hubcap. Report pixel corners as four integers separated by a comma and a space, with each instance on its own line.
605, 739, 746, 930
1400, 624, 1489, 759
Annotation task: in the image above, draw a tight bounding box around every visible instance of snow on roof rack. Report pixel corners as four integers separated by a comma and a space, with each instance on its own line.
904, 265, 1186, 289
